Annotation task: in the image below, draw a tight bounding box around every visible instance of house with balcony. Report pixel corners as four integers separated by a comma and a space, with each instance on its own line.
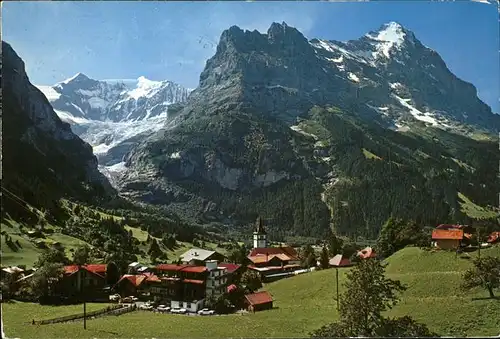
29, 264, 109, 301
205, 260, 228, 298
150, 260, 228, 312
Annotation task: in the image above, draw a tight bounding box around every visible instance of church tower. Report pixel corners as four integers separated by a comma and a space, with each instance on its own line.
253, 217, 267, 249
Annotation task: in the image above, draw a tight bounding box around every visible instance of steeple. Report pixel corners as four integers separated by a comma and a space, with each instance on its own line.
255, 216, 266, 234
253, 216, 268, 249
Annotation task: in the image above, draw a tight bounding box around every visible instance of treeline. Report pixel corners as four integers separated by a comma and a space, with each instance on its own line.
180, 177, 331, 238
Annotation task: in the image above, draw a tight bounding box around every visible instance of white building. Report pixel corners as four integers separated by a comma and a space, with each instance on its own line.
205, 260, 228, 298
253, 217, 268, 249
179, 248, 225, 266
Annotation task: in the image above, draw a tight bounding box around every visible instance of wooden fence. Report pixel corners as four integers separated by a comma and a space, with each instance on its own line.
108, 304, 136, 316
33, 304, 126, 325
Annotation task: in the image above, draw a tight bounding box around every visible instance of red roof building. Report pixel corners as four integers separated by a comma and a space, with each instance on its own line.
63, 264, 107, 278
245, 291, 273, 312
227, 284, 238, 293
218, 263, 244, 285
116, 274, 147, 288
181, 266, 208, 274
432, 229, 464, 240
60, 265, 107, 299
487, 232, 500, 244
156, 264, 189, 272
432, 229, 464, 250
143, 273, 161, 283
248, 246, 299, 259
218, 263, 242, 274
64, 265, 80, 275
329, 254, 352, 267
84, 264, 107, 275
114, 274, 148, 296
357, 247, 377, 259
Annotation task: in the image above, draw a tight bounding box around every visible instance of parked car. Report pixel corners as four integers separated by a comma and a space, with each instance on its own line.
139, 304, 154, 311
131, 296, 139, 302
197, 308, 215, 315
109, 294, 121, 302
157, 305, 171, 313
171, 308, 187, 314
121, 297, 133, 303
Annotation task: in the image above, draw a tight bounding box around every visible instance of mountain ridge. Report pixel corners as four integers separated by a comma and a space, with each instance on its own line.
36, 74, 191, 172
174, 21, 499, 134
37, 74, 190, 122
114, 22, 499, 238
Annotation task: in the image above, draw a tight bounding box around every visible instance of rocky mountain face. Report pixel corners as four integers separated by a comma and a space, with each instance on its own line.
179, 21, 499, 132
111, 22, 498, 239
1, 41, 115, 222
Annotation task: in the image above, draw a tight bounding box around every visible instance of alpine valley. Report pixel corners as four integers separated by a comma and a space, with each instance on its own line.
6, 21, 500, 241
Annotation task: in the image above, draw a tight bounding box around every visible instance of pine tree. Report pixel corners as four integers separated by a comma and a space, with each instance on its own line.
148, 239, 162, 264
319, 245, 330, 269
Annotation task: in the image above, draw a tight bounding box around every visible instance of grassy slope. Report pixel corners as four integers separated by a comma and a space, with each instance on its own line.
2, 302, 112, 330
4, 246, 499, 338
1, 199, 228, 268
125, 225, 228, 264
1, 221, 43, 268
457, 192, 499, 220
1, 219, 88, 268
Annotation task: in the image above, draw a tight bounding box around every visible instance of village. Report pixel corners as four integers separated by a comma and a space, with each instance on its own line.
2, 216, 499, 323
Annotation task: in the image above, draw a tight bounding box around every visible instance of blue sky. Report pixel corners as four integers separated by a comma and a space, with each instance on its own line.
3, 1, 499, 112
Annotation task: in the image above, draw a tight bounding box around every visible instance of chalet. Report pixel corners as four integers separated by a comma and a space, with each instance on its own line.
218, 263, 243, 284
113, 272, 160, 297
60, 265, 108, 300
329, 254, 353, 267
247, 258, 301, 282
432, 229, 464, 250
16, 265, 110, 301
179, 249, 226, 266
357, 247, 377, 259
436, 224, 474, 245
83, 264, 107, 277
150, 260, 228, 312
244, 291, 273, 312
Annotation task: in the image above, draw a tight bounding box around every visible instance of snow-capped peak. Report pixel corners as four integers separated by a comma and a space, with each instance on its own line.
366, 22, 406, 59
38, 74, 189, 123
127, 76, 164, 100
60, 72, 90, 84
372, 22, 406, 43
137, 76, 161, 87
